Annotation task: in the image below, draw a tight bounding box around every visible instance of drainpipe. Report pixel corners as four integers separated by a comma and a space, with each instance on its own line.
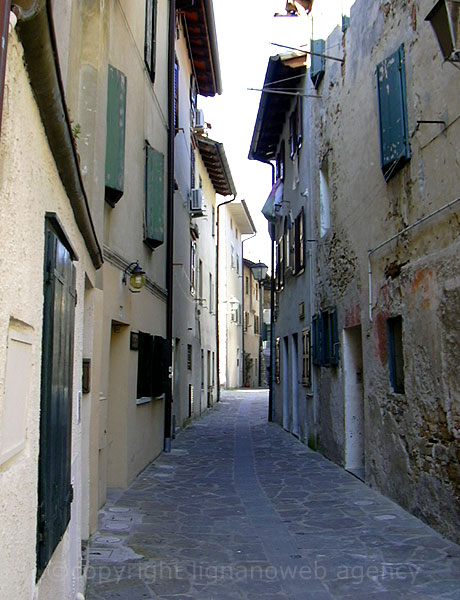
164, 0, 176, 453
241, 233, 256, 386
0, 0, 11, 139
215, 194, 236, 401
263, 160, 276, 422
15, 0, 103, 269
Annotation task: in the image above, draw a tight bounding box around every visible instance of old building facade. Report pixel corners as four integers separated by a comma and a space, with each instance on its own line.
252, 0, 460, 543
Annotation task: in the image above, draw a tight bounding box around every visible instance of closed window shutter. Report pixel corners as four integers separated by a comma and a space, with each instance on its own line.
105, 65, 127, 207
310, 39, 325, 89
152, 336, 170, 396
144, 0, 157, 82
137, 332, 154, 398
376, 45, 411, 181
37, 225, 76, 579
145, 144, 164, 249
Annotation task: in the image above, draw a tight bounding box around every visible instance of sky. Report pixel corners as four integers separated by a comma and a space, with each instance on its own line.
200, 0, 354, 271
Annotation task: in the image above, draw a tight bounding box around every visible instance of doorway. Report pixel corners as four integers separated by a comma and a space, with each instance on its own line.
343, 326, 365, 480
291, 333, 299, 437
282, 336, 289, 430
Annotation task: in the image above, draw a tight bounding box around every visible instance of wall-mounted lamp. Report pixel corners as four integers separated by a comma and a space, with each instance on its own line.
251, 262, 269, 283
426, 0, 460, 66
123, 261, 146, 293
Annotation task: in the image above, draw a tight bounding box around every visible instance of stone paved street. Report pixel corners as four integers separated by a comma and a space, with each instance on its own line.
86, 390, 460, 599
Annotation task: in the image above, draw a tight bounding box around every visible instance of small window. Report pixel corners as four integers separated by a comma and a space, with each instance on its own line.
387, 316, 405, 393
275, 338, 281, 384
254, 315, 260, 335
198, 259, 203, 298
310, 39, 325, 89
236, 253, 240, 275
144, 0, 158, 82
174, 59, 179, 132
190, 241, 197, 295
245, 276, 249, 295
230, 244, 235, 269
212, 206, 216, 237
276, 140, 285, 181
294, 207, 305, 274
275, 236, 285, 290
312, 308, 339, 367
244, 311, 249, 332
302, 327, 311, 386
187, 344, 192, 371
289, 96, 302, 159
376, 45, 410, 181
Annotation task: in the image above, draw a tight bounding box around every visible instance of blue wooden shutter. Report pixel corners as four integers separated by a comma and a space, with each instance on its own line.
37, 224, 76, 578
105, 65, 127, 206
310, 39, 325, 89
144, 0, 157, 82
376, 45, 410, 181
145, 144, 164, 249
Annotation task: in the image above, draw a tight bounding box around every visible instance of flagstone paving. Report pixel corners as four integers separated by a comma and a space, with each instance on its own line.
86, 389, 460, 599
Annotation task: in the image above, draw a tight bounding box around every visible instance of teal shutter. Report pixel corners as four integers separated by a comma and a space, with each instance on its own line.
376, 45, 411, 181
310, 39, 325, 89
144, 0, 157, 82
37, 223, 76, 579
105, 65, 127, 207
145, 144, 164, 249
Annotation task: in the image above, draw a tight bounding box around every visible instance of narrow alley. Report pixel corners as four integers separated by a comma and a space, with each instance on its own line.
86, 390, 460, 600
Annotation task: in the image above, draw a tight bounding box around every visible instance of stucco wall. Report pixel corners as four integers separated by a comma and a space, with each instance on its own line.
0, 33, 96, 599
306, 0, 460, 541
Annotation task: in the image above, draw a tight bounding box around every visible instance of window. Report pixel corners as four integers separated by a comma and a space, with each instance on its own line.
201, 350, 204, 390
198, 259, 203, 299
105, 65, 126, 207
174, 59, 179, 132
302, 327, 311, 386
190, 241, 197, 295
144, 143, 164, 249
137, 333, 169, 398
230, 244, 235, 269
294, 207, 305, 274
376, 45, 410, 181
289, 96, 302, 159
236, 252, 240, 274
190, 140, 196, 189
255, 284, 259, 301
187, 344, 192, 370
387, 316, 405, 393
37, 219, 77, 578
209, 273, 213, 312
245, 276, 249, 295
275, 338, 281, 384
275, 236, 285, 290
276, 140, 285, 181
244, 311, 249, 332
254, 314, 260, 335
310, 39, 325, 89
212, 206, 215, 237
312, 308, 339, 367
319, 168, 330, 238
144, 0, 157, 82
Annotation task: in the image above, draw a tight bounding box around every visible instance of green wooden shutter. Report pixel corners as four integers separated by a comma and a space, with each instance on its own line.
376, 45, 411, 181
37, 224, 76, 579
145, 144, 164, 249
105, 65, 127, 207
310, 39, 325, 89
144, 0, 157, 82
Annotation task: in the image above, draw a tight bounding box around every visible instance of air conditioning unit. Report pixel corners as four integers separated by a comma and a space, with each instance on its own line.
190, 188, 204, 214
194, 109, 205, 131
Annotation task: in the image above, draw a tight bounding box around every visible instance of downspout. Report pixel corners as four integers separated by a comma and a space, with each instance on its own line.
0, 0, 12, 138
241, 233, 256, 386
16, 0, 102, 269
216, 194, 236, 401
263, 160, 276, 421
164, 0, 176, 453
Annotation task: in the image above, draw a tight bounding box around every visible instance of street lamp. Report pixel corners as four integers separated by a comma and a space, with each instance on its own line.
426, 0, 460, 65
122, 261, 146, 293
251, 262, 268, 283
